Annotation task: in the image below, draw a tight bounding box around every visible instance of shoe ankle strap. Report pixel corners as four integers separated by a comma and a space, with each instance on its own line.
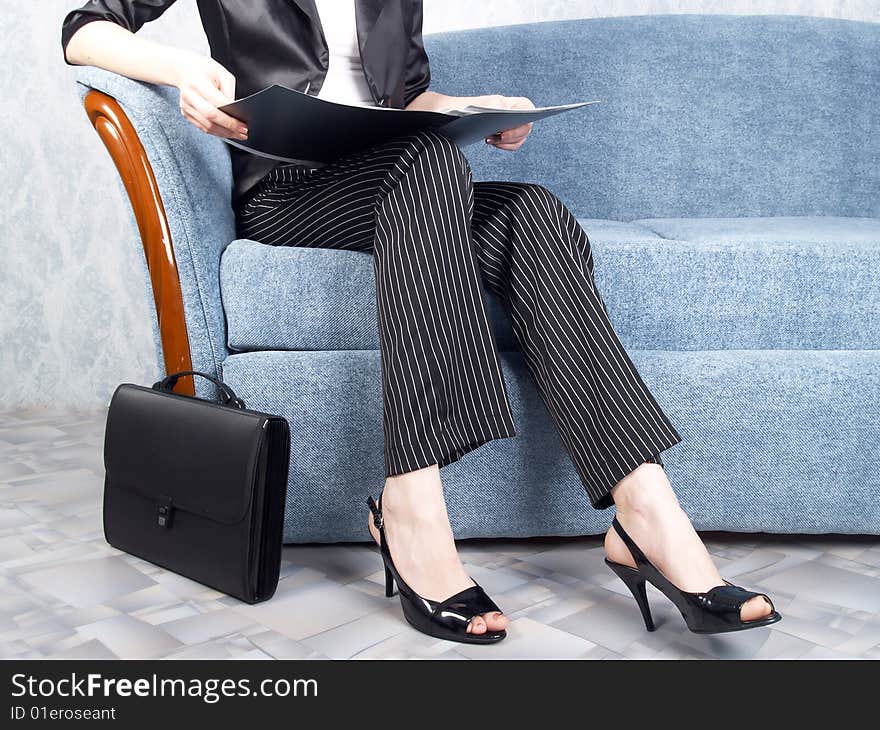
611, 516, 649, 566
366, 495, 384, 530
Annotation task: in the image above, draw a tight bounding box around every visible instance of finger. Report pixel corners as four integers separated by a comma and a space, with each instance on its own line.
182, 107, 221, 137
193, 83, 244, 130
493, 140, 525, 151
512, 97, 536, 110
481, 94, 507, 109
494, 97, 533, 111
180, 107, 210, 135
486, 127, 526, 142
215, 68, 236, 103
182, 105, 243, 140
188, 91, 247, 136
489, 131, 528, 148
495, 125, 531, 143
485, 135, 523, 148
196, 75, 235, 108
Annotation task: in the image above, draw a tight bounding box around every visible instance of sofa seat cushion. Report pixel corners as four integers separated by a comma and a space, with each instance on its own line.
633, 216, 880, 244
220, 219, 661, 352
220, 216, 880, 352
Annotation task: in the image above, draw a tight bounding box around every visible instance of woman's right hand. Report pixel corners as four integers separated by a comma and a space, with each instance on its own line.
174, 52, 248, 141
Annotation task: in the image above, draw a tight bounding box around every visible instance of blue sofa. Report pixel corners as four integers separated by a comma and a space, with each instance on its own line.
74, 15, 880, 541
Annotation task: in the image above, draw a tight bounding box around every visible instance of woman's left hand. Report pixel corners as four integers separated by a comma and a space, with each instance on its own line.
475, 95, 535, 151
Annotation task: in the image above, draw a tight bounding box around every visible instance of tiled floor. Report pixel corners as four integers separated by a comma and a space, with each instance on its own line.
3, 409, 880, 660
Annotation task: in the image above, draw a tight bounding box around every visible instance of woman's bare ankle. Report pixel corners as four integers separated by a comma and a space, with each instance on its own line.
382, 465, 446, 520
611, 462, 678, 518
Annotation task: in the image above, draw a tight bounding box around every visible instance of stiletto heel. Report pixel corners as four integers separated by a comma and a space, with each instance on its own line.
383, 563, 395, 598
367, 492, 506, 644
605, 558, 655, 631
606, 517, 782, 635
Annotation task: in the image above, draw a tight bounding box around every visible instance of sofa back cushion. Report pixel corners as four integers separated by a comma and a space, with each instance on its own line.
426, 15, 879, 220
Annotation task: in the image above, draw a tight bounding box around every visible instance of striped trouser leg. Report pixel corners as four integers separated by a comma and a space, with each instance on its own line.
236, 130, 517, 477
469, 181, 682, 507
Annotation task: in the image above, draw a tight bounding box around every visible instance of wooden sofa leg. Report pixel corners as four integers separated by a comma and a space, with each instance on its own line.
83, 90, 195, 396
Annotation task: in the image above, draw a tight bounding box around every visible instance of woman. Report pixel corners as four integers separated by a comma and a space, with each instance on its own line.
62, 0, 780, 644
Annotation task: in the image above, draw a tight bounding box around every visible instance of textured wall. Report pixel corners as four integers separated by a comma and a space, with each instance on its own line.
1, 1, 878, 410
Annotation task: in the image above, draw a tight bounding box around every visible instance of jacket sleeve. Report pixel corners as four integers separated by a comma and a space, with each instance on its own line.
403, 0, 431, 106
61, 0, 179, 64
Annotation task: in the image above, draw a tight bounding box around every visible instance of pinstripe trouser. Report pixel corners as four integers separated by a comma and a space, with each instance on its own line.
236, 130, 681, 508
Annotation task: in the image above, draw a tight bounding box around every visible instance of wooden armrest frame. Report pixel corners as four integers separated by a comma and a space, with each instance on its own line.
84, 89, 195, 395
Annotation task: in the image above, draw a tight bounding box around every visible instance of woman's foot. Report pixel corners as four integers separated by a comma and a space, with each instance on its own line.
605, 462, 773, 623
367, 465, 509, 636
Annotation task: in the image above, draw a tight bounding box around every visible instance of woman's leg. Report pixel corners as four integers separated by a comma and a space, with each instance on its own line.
469, 181, 772, 621
237, 130, 512, 634
238, 132, 515, 473
470, 181, 680, 504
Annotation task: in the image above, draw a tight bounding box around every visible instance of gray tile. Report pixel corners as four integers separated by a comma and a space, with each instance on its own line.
150, 570, 226, 602
713, 549, 789, 579
282, 545, 381, 584
462, 562, 531, 594
165, 643, 235, 659
833, 625, 880, 656
104, 584, 184, 613
2, 408, 880, 660
773, 614, 853, 648
230, 582, 387, 641
520, 543, 610, 583
0, 536, 36, 561
758, 561, 880, 613
76, 615, 182, 659
49, 638, 117, 659
136, 604, 201, 626
0, 425, 67, 444
803, 645, 860, 659
160, 609, 256, 644
457, 617, 595, 659
673, 623, 774, 660
354, 631, 455, 659
303, 609, 405, 658
55, 605, 121, 629
752, 629, 831, 659
552, 592, 659, 653
519, 595, 596, 624
246, 630, 317, 659
0, 508, 34, 529
19, 556, 155, 608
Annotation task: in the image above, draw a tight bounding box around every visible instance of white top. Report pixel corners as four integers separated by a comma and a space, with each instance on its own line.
314, 0, 374, 106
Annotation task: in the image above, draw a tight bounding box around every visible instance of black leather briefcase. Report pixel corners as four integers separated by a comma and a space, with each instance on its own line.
102, 370, 290, 604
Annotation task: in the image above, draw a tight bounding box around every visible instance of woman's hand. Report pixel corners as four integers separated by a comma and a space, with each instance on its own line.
174, 52, 248, 141
63, 22, 247, 142
406, 91, 535, 151
473, 94, 535, 151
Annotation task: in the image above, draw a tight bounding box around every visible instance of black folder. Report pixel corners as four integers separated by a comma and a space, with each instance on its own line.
220, 84, 595, 163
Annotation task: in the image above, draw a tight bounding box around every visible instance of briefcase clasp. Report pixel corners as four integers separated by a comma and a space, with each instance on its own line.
157, 496, 174, 528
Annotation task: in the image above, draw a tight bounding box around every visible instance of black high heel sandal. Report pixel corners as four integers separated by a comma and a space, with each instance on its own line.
606, 517, 782, 635
366, 493, 507, 645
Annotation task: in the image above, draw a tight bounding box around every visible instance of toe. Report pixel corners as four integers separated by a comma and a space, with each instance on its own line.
741, 594, 774, 622
483, 611, 509, 632
468, 615, 487, 635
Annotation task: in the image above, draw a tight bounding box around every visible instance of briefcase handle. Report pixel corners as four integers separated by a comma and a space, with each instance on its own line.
152, 370, 246, 409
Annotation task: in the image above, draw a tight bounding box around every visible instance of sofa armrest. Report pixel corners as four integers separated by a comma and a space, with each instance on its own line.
83, 89, 195, 395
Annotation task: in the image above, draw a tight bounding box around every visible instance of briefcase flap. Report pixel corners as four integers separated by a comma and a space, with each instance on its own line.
104, 384, 268, 525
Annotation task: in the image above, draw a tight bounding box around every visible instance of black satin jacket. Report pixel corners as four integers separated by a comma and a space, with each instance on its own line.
61, 0, 431, 206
